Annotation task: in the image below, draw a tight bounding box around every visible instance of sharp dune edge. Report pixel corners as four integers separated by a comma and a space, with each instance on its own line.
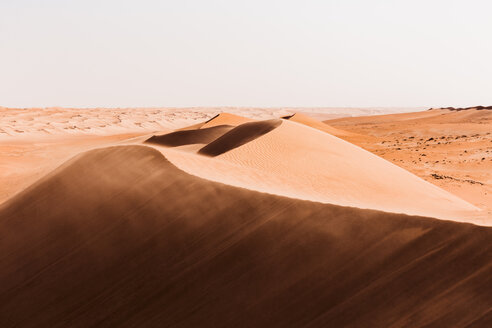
200, 112, 255, 128
283, 112, 357, 137
198, 119, 282, 156
1, 145, 492, 327
175, 112, 256, 131
146, 125, 234, 147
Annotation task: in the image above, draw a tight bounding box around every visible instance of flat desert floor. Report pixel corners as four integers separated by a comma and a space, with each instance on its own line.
1, 106, 491, 327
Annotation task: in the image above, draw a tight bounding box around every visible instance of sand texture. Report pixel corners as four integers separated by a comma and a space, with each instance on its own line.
157, 116, 480, 223
1, 107, 491, 327
198, 119, 282, 156
326, 108, 492, 220
1, 145, 491, 327
0, 107, 424, 140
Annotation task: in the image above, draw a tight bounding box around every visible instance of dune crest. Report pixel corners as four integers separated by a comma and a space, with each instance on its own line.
283, 112, 356, 137
146, 125, 234, 147
199, 119, 282, 156
1, 145, 491, 327
158, 118, 481, 222
201, 112, 255, 129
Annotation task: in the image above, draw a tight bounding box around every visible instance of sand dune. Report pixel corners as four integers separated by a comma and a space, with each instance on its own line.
1, 145, 491, 327
146, 125, 234, 147
0, 133, 145, 204
199, 119, 282, 156
159, 116, 480, 222
0, 107, 426, 140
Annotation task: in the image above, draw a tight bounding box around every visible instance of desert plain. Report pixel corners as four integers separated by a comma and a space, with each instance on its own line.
0, 106, 491, 327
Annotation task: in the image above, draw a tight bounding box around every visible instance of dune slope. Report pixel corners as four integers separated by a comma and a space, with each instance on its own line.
0, 145, 491, 327
199, 119, 282, 156
146, 125, 233, 147
325, 108, 492, 220
163, 118, 480, 222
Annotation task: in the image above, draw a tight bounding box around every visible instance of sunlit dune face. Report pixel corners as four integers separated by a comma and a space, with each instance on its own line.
153, 113, 482, 223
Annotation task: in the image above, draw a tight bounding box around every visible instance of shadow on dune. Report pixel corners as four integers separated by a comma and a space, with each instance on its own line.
0, 145, 491, 327
199, 119, 282, 156
145, 125, 233, 147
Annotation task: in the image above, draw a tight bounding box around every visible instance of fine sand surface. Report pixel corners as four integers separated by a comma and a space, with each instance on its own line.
0, 107, 422, 204
1, 145, 491, 327
0, 107, 288, 140
0, 107, 276, 203
0, 133, 146, 203
325, 108, 492, 220
0, 107, 356, 202
155, 114, 480, 223
1, 107, 491, 327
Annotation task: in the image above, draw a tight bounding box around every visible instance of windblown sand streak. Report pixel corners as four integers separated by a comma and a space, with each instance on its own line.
0, 145, 491, 327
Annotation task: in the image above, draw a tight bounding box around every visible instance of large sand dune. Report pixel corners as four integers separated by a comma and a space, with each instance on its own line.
1, 145, 491, 327
159, 115, 480, 222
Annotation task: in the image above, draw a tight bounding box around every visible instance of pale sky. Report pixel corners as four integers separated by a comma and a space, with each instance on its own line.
1, 0, 491, 108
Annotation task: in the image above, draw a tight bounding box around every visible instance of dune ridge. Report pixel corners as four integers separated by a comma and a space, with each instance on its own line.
146, 125, 234, 147
200, 112, 255, 128
158, 116, 480, 222
1, 145, 491, 327
199, 119, 282, 156
283, 112, 357, 137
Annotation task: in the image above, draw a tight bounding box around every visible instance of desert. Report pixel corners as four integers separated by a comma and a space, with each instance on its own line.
1, 106, 491, 327
2, 1, 492, 326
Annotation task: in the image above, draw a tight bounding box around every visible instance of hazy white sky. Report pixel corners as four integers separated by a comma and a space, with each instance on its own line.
1, 0, 491, 108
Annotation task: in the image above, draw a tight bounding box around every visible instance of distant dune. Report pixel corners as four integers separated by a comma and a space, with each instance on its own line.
1, 145, 491, 327
0, 107, 424, 139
